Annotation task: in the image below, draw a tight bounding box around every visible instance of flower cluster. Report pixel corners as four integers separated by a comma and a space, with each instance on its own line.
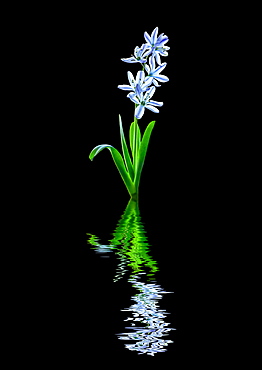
118, 27, 170, 120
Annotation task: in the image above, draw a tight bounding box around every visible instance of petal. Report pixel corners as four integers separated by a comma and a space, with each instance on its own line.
143, 49, 152, 58
157, 33, 164, 42
135, 84, 143, 100
148, 100, 163, 107
117, 84, 133, 90
143, 76, 153, 87
151, 27, 159, 44
156, 37, 169, 47
135, 105, 145, 119
149, 55, 155, 71
144, 64, 150, 74
127, 92, 139, 104
134, 46, 139, 57
145, 104, 159, 113
140, 43, 148, 54
127, 71, 135, 86
147, 86, 156, 99
144, 31, 151, 44
158, 50, 168, 56
154, 62, 167, 74
121, 57, 138, 63
155, 52, 161, 65
153, 79, 161, 87
136, 70, 145, 85
154, 74, 169, 82
144, 86, 155, 102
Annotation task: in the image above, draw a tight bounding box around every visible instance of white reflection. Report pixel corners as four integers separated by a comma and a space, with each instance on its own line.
116, 273, 175, 356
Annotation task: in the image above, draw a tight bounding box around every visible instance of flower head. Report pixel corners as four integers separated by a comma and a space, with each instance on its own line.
144, 56, 169, 87
144, 27, 170, 65
127, 85, 163, 119
121, 44, 151, 64
118, 70, 152, 93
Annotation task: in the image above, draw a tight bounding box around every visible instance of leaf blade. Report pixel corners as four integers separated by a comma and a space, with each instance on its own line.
134, 121, 155, 189
119, 115, 134, 181
89, 144, 135, 196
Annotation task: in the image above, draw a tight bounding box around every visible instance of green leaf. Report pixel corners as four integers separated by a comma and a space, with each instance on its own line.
129, 121, 135, 161
134, 120, 155, 189
89, 144, 135, 196
119, 115, 134, 181
129, 119, 141, 172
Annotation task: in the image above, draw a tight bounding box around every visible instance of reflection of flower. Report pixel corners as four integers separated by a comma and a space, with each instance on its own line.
116, 273, 175, 356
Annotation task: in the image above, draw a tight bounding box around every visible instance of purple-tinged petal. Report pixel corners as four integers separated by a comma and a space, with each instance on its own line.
156, 37, 169, 47
148, 100, 163, 106
151, 27, 159, 44
135, 105, 145, 119
127, 92, 139, 104
145, 104, 159, 113
144, 31, 151, 44
117, 85, 133, 90
121, 57, 138, 63
154, 74, 169, 82
157, 33, 164, 42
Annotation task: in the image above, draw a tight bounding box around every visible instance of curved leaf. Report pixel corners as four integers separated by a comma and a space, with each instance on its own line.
89, 144, 135, 196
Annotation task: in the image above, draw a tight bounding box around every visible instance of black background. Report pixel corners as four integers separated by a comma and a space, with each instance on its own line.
9, 3, 243, 366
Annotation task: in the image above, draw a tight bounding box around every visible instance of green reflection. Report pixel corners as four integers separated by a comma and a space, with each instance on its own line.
87, 199, 158, 281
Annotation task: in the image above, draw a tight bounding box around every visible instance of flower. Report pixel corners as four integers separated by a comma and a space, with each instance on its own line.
144, 27, 170, 65
118, 70, 151, 93
121, 44, 151, 64
127, 85, 163, 119
144, 56, 169, 87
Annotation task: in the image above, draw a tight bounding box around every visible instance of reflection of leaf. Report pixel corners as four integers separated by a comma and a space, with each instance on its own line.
87, 199, 158, 282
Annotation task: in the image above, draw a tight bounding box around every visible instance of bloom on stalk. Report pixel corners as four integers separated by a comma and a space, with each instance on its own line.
121, 44, 151, 64
144, 56, 169, 87
144, 27, 170, 65
118, 70, 151, 94
127, 85, 163, 120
